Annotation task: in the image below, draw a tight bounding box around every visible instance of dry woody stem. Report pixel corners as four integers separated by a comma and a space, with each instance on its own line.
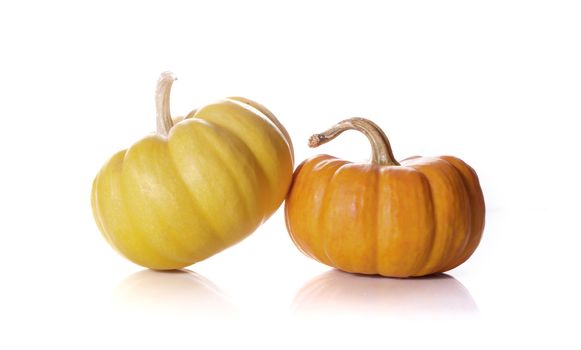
156, 71, 177, 137
309, 117, 400, 166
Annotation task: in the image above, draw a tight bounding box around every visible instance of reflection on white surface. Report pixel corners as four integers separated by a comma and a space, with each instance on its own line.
112, 269, 237, 318
293, 269, 478, 317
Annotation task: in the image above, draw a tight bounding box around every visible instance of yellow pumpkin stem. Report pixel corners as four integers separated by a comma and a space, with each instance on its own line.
156, 71, 177, 137
227, 96, 295, 163
308, 117, 400, 166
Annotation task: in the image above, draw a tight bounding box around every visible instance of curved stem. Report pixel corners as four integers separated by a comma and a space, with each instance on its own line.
156, 71, 177, 136
227, 96, 294, 163
308, 117, 400, 166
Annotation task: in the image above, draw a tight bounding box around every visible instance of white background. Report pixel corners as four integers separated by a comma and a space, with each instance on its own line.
1, 0, 580, 348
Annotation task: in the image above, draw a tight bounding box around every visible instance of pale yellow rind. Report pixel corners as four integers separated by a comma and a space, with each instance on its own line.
92, 100, 293, 269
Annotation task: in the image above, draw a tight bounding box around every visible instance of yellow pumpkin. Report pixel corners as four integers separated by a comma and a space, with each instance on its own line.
91, 72, 294, 270
285, 118, 484, 277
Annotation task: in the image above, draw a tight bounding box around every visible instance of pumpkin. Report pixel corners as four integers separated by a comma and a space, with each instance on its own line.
284, 118, 484, 277
91, 72, 294, 270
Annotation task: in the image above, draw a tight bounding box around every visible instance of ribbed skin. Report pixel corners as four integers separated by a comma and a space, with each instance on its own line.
284, 154, 484, 277
92, 99, 293, 269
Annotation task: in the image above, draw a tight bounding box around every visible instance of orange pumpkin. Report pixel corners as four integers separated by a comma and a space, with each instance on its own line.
284, 118, 485, 277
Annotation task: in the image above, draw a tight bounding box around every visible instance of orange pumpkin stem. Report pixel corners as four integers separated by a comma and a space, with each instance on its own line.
308, 117, 400, 166
156, 71, 177, 137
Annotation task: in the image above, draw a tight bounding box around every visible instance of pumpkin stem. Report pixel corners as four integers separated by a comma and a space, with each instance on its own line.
308, 117, 400, 166
227, 96, 295, 164
156, 71, 177, 137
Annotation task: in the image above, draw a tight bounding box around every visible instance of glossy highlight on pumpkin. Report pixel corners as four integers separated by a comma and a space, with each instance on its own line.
91, 72, 294, 270
284, 118, 484, 277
